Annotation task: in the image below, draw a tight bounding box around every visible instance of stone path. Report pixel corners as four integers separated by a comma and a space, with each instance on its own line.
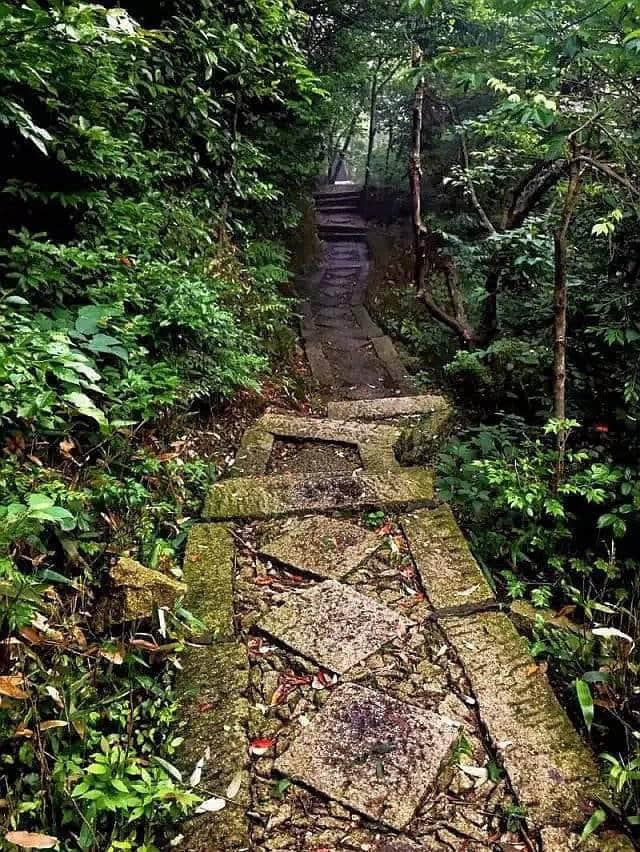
176, 186, 632, 852
301, 184, 411, 398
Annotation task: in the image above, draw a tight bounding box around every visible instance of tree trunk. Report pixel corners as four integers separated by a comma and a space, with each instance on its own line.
364, 59, 382, 188
384, 124, 393, 183
409, 49, 427, 290
552, 157, 582, 484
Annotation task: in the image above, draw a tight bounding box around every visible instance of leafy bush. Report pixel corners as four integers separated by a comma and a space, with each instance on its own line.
0, 0, 321, 847
438, 419, 640, 611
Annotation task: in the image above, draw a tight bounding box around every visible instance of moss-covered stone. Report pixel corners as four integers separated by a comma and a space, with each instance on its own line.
260, 515, 380, 579
177, 642, 250, 851
204, 468, 435, 520
510, 599, 584, 636
229, 425, 274, 476
274, 683, 459, 830
443, 611, 610, 839
183, 524, 235, 642
402, 505, 494, 610
327, 394, 450, 422
540, 826, 634, 851
395, 407, 454, 465
94, 556, 186, 629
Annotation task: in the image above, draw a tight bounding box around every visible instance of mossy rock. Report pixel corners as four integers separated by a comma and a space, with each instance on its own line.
95, 556, 186, 630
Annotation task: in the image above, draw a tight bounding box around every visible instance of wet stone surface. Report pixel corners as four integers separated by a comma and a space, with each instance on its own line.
274, 682, 460, 829
260, 515, 381, 579
257, 579, 413, 674
233, 515, 522, 851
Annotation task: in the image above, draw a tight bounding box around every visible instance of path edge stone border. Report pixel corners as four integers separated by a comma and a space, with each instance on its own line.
177, 523, 251, 850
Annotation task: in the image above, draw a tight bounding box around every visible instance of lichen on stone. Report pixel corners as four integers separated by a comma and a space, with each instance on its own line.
183, 523, 235, 641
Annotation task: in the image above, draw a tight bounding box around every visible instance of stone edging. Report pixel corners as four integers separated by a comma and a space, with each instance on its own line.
177, 523, 250, 850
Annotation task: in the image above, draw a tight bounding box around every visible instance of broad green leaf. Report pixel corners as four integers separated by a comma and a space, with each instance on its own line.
575, 679, 594, 733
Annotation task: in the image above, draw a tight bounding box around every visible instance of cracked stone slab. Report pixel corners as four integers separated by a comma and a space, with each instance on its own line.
260, 515, 381, 579
274, 683, 459, 829
328, 394, 450, 421
376, 840, 423, 852
204, 468, 435, 520
540, 826, 634, 851
402, 505, 495, 610
257, 579, 412, 673
443, 611, 610, 837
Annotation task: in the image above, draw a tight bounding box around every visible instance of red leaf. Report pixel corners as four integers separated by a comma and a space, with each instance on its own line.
250, 737, 276, 755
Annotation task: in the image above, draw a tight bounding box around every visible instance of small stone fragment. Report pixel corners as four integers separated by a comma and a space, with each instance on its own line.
95, 556, 186, 629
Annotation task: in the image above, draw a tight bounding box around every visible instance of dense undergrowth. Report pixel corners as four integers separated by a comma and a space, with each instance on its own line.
0, 2, 321, 849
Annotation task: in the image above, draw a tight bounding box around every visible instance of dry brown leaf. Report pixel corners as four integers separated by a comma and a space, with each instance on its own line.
4, 831, 59, 849
13, 724, 33, 739
0, 676, 28, 700
40, 720, 68, 731
19, 627, 45, 645
99, 646, 124, 665
58, 438, 75, 457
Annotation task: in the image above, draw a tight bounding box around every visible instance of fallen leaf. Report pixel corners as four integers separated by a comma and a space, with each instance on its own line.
226, 770, 243, 799
311, 671, 338, 690
45, 686, 63, 707
0, 676, 28, 700
195, 797, 226, 814
13, 725, 33, 739
189, 754, 206, 787
250, 737, 275, 756
4, 831, 59, 849
40, 720, 68, 731
99, 646, 124, 664
458, 764, 489, 781
58, 438, 75, 457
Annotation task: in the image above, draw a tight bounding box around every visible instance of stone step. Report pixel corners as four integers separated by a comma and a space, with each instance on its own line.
318, 229, 368, 242
204, 467, 435, 520
402, 505, 495, 611
328, 393, 450, 421
258, 578, 413, 674
259, 514, 381, 580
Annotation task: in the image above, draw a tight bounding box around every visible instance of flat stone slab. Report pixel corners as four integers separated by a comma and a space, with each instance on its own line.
260, 515, 381, 579
274, 683, 459, 829
541, 826, 634, 851
258, 579, 412, 673
328, 394, 450, 421
204, 468, 435, 520
183, 524, 235, 641
402, 506, 494, 611
178, 642, 250, 850
443, 612, 608, 836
